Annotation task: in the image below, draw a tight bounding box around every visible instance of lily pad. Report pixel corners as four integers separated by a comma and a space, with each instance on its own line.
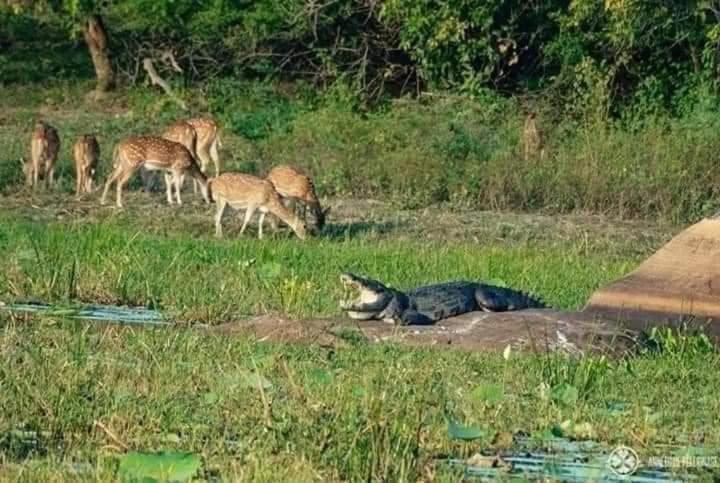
446, 415, 488, 441
308, 368, 333, 386
550, 383, 578, 407
117, 451, 201, 482
471, 383, 505, 405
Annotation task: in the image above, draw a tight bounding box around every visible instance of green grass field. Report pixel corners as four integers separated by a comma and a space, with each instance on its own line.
1, 191, 718, 481
2, 83, 720, 481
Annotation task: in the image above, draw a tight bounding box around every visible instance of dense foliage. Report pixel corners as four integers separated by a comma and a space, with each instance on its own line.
4, 0, 720, 115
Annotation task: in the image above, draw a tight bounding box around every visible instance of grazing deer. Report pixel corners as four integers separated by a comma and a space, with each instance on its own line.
26, 120, 60, 188
154, 119, 201, 193
209, 172, 308, 240
522, 112, 545, 161
266, 164, 329, 231
100, 136, 210, 208
141, 119, 199, 194
186, 117, 222, 178
73, 134, 100, 197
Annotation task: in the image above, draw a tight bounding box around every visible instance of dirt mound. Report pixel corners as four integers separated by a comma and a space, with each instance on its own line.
212, 217, 720, 353
210, 309, 639, 356
584, 217, 720, 339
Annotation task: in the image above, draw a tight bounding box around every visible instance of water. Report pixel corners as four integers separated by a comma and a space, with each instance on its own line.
445, 436, 702, 481
0, 301, 169, 326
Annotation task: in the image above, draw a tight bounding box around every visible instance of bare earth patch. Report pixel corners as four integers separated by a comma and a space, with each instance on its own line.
208, 309, 640, 356
0, 189, 678, 252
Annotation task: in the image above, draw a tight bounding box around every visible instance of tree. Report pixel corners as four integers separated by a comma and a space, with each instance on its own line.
83, 13, 114, 98
1, 0, 115, 98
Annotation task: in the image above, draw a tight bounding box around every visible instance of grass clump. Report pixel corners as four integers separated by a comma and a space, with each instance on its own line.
0, 320, 718, 481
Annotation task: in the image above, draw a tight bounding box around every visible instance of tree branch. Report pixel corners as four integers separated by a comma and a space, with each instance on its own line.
142, 57, 187, 110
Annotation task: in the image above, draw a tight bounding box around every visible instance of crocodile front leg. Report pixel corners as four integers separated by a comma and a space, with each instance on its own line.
397, 310, 436, 326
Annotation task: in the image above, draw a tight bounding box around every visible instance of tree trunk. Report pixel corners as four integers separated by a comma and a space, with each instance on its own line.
84, 14, 114, 95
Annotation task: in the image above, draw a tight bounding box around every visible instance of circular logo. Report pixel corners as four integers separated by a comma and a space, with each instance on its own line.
608, 445, 640, 476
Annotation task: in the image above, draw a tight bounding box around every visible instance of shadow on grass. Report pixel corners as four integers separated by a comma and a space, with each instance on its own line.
319, 220, 404, 239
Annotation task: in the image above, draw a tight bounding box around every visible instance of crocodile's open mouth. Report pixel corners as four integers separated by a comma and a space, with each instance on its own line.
339, 272, 390, 320
340, 273, 373, 308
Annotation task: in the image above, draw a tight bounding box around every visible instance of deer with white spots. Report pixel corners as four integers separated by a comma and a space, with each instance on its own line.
100, 136, 210, 208
266, 164, 329, 231
186, 117, 222, 179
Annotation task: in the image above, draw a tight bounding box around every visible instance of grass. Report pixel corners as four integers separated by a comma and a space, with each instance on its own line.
0, 196, 649, 323
0, 192, 718, 480
0, 318, 718, 481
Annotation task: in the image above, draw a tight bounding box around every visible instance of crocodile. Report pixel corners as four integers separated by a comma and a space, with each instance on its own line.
340, 272, 547, 325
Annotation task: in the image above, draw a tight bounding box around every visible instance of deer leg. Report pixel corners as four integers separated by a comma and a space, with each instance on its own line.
194, 144, 210, 194
45, 163, 54, 189
101, 166, 123, 205
32, 162, 39, 189
174, 172, 184, 205
214, 199, 227, 238
115, 168, 134, 209
140, 168, 152, 193
86, 172, 94, 194
210, 138, 220, 176
257, 210, 266, 240
192, 162, 204, 195
239, 205, 256, 236
75, 170, 82, 198
163, 173, 174, 204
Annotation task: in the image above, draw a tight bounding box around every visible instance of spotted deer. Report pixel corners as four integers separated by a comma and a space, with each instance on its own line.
73, 134, 100, 197
141, 119, 201, 195
209, 172, 308, 240
25, 120, 60, 188
266, 164, 329, 231
522, 112, 545, 161
186, 117, 222, 178
100, 136, 210, 208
